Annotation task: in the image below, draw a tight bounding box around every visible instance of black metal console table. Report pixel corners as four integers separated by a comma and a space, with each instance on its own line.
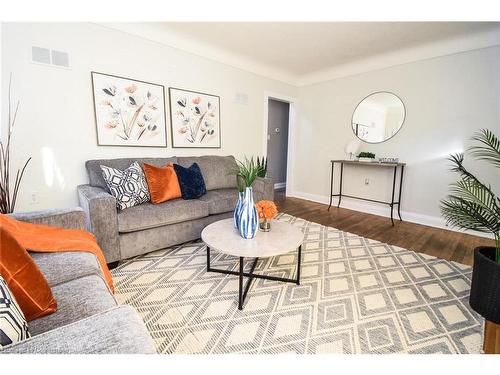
328, 159, 405, 225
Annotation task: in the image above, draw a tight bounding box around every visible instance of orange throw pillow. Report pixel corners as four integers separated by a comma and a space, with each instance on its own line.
0, 225, 57, 321
143, 163, 182, 204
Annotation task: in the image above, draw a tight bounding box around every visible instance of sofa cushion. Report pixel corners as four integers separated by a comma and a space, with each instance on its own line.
28, 274, 116, 336
86, 157, 178, 189
177, 155, 237, 191
173, 163, 207, 199
0, 225, 57, 321
1, 306, 157, 354
117, 199, 209, 233
198, 189, 239, 215
0, 275, 31, 348
30, 252, 101, 287
143, 163, 182, 204
101, 162, 151, 210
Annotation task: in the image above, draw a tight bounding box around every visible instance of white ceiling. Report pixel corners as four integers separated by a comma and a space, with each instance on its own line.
105, 22, 500, 85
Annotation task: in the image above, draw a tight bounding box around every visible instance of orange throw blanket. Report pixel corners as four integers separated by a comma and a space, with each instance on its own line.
0, 214, 114, 292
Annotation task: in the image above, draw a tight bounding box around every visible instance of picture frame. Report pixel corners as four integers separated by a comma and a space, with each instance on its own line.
168, 87, 221, 148
91, 71, 167, 147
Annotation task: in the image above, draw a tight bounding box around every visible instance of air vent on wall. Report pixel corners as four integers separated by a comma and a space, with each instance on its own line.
31, 46, 70, 69
234, 92, 248, 105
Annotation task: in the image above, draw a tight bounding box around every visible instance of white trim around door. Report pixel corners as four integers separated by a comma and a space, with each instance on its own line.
263, 92, 297, 197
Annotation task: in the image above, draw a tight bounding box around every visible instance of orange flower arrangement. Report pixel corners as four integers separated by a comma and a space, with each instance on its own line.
255, 200, 278, 221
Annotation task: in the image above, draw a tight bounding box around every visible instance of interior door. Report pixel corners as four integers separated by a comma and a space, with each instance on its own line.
266, 99, 289, 188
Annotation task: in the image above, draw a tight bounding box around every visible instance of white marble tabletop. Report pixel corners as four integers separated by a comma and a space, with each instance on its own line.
201, 218, 304, 258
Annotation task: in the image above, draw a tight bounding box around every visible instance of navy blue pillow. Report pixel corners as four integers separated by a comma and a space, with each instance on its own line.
173, 163, 207, 199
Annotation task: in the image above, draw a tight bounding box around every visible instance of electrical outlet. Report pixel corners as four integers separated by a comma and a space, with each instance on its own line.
364, 178, 370, 185
30, 191, 40, 205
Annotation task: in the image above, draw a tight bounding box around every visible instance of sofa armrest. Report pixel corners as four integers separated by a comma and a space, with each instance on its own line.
253, 176, 275, 202
0, 305, 157, 354
9, 208, 86, 230
77, 184, 121, 263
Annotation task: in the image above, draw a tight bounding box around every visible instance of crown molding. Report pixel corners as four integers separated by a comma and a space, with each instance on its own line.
97, 22, 299, 86
297, 27, 500, 86
97, 23, 500, 88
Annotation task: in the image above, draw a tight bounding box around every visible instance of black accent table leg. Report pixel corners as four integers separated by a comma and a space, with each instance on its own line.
296, 245, 302, 285
207, 247, 302, 310
337, 162, 344, 208
397, 165, 404, 221
328, 161, 334, 211
238, 257, 244, 310
390, 166, 397, 226
206, 246, 211, 271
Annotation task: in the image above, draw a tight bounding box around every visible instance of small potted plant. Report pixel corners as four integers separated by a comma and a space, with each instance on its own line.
256, 200, 278, 232
440, 129, 500, 329
230, 157, 264, 239
357, 152, 376, 163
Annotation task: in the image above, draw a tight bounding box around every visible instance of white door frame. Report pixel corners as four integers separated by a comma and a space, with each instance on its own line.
262, 91, 297, 196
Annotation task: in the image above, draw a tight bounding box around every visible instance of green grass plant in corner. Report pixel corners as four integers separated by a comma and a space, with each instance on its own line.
440, 129, 500, 263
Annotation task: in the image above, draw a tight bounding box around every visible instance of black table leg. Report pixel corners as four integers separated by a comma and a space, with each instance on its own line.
328, 161, 334, 211
238, 257, 244, 310
337, 162, 344, 208
207, 250, 302, 310
397, 165, 404, 221
296, 245, 302, 285
390, 166, 397, 226
206, 246, 211, 272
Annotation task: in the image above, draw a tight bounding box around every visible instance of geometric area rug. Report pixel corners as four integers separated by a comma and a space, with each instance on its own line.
111, 214, 484, 354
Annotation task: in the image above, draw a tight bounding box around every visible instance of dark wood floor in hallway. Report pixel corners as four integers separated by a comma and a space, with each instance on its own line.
275, 191, 494, 266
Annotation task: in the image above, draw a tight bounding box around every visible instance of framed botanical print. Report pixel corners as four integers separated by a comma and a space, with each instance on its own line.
91, 72, 167, 147
168, 87, 221, 148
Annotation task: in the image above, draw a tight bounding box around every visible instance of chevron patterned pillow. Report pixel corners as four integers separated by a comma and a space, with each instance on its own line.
100, 162, 151, 210
0, 275, 30, 348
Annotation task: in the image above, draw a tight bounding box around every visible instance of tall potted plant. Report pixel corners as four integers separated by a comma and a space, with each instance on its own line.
440, 129, 500, 327
0, 76, 31, 214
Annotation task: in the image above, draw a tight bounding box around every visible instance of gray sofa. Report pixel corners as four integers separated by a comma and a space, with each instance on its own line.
77, 155, 274, 264
0, 208, 156, 354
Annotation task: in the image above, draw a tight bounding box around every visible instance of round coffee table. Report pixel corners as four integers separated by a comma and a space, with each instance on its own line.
201, 218, 304, 310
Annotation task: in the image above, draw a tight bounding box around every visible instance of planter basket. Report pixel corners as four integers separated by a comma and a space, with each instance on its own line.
469, 247, 500, 324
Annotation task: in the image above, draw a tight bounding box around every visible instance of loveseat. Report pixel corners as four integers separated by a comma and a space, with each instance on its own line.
0, 208, 156, 354
77, 155, 274, 264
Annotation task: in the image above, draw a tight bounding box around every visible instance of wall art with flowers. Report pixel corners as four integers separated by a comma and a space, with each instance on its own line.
91, 72, 167, 147
168, 87, 221, 148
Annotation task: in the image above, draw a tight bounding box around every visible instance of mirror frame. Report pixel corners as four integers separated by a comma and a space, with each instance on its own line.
351, 91, 406, 144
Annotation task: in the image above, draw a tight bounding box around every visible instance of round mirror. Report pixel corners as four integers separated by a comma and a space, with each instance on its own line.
351, 92, 405, 143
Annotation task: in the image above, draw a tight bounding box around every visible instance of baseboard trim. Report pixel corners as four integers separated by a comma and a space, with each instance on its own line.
288, 190, 493, 239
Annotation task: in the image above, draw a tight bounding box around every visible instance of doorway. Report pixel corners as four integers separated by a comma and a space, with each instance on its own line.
266, 98, 290, 193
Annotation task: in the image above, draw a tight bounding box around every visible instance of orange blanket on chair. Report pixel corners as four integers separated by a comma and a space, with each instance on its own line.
0, 214, 114, 292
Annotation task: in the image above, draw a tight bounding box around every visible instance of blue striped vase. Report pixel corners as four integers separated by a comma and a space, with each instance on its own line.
233, 191, 244, 229
238, 187, 258, 239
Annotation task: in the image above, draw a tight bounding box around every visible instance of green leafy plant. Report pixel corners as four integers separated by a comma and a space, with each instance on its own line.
440, 129, 500, 263
256, 156, 267, 178
0, 75, 31, 214
231, 157, 265, 190
357, 152, 376, 159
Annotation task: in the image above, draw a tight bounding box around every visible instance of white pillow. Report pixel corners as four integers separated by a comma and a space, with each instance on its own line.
100, 162, 150, 210
0, 275, 30, 348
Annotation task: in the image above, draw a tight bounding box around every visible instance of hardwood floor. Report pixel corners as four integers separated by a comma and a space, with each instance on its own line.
275, 190, 494, 266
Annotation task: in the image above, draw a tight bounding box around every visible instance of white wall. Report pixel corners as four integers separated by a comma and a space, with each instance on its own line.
1, 23, 297, 211
2, 22, 499, 235
291, 46, 500, 231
